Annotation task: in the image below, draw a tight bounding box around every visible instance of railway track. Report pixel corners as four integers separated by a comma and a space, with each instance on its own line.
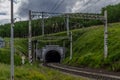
44, 63, 120, 80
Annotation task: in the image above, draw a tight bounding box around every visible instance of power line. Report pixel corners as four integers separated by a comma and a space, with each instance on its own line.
71, 0, 86, 13
48, 0, 62, 12
82, 0, 102, 13
78, 0, 91, 12
50, 0, 65, 12
52, 0, 65, 12
82, 0, 116, 11
55, 0, 67, 13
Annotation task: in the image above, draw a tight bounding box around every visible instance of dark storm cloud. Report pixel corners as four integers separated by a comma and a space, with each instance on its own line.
17, 0, 120, 17
17, 0, 80, 17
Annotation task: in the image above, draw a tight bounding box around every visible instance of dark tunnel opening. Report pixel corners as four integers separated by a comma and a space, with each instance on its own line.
45, 50, 61, 63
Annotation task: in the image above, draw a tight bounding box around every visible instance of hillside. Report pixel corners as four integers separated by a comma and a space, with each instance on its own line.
63, 22, 120, 72
0, 63, 86, 80
1, 22, 120, 72
33, 22, 120, 72
0, 38, 85, 80
0, 38, 27, 65
0, 22, 120, 80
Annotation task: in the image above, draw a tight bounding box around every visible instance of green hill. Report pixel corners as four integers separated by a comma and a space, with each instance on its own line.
63, 22, 120, 72
0, 38, 27, 65
1, 22, 120, 72
33, 22, 120, 72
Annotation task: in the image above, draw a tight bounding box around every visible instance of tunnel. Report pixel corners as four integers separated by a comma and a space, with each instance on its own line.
45, 50, 61, 63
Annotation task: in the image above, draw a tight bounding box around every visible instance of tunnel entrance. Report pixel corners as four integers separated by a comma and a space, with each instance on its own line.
45, 50, 61, 63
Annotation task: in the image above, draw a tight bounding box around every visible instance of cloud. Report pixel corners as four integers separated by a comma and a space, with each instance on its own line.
0, 0, 22, 24
17, 0, 81, 17
17, 0, 120, 18
0, 0, 120, 25
0, 18, 10, 25
71, 0, 120, 13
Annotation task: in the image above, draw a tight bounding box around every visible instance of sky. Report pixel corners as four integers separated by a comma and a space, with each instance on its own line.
0, 0, 120, 25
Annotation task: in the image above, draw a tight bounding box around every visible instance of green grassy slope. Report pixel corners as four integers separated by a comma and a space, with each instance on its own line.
0, 63, 86, 80
0, 35, 86, 80
1, 22, 120, 72
0, 38, 27, 65
63, 22, 120, 71
32, 22, 120, 71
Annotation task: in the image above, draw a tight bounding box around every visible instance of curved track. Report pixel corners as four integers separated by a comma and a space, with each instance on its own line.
44, 63, 120, 80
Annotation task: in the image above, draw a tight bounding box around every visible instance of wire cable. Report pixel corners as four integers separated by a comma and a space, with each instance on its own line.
50, 0, 65, 13
82, 0, 102, 13
48, 0, 62, 12
52, 0, 65, 12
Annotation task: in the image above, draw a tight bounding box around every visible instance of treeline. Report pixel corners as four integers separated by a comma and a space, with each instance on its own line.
102, 3, 120, 23
0, 17, 102, 38
0, 21, 28, 37
0, 3, 120, 37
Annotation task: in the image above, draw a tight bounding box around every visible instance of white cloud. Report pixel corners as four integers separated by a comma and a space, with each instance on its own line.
71, 1, 82, 13
72, 0, 120, 13
0, 0, 22, 24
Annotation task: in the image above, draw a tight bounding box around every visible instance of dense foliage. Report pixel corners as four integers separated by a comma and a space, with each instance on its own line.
102, 3, 120, 23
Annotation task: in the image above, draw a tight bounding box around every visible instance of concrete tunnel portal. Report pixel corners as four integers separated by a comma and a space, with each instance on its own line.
36, 45, 65, 63
45, 50, 61, 63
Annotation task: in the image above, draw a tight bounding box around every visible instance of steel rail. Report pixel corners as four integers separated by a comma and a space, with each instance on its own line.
45, 63, 120, 80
